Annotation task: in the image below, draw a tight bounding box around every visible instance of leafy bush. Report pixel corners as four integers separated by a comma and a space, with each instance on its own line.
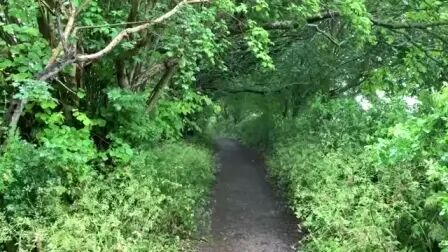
105, 88, 216, 147
0, 134, 214, 251
267, 92, 448, 251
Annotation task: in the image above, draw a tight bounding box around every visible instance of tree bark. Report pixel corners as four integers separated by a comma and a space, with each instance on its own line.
116, 60, 131, 89
114, 0, 141, 89
146, 62, 178, 113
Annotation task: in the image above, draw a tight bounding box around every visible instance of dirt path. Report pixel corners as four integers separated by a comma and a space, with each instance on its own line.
199, 139, 299, 252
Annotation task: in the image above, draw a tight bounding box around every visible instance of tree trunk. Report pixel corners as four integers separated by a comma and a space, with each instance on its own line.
115, 60, 130, 89
147, 62, 177, 113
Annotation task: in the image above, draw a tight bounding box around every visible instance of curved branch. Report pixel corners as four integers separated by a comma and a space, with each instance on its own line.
306, 23, 342, 46
76, 0, 206, 62
5, 0, 207, 143
36, 0, 205, 81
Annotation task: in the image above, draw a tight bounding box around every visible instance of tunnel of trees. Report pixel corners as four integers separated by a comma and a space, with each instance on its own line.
1, 0, 448, 251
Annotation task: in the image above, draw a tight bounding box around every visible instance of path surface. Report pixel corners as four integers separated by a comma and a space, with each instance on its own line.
200, 139, 299, 252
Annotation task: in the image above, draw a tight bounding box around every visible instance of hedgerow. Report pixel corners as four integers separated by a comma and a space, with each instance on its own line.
268, 92, 448, 251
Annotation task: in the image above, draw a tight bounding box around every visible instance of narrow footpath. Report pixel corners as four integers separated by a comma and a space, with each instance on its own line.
200, 139, 299, 252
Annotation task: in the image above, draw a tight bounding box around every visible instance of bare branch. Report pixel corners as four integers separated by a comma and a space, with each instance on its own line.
55, 78, 77, 95
4, 0, 208, 140
47, 3, 77, 67
306, 24, 342, 46
76, 0, 207, 62
76, 20, 161, 30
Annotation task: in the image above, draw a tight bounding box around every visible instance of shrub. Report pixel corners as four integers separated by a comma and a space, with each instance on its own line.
0, 136, 214, 251
267, 93, 448, 251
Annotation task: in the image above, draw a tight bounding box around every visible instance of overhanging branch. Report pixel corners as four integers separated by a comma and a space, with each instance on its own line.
35, 0, 205, 81
262, 11, 341, 30
371, 19, 448, 30
306, 23, 342, 46
5, 0, 207, 142
262, 11, 448, 31
76, 0, 207, 62
203, 82, 308, 95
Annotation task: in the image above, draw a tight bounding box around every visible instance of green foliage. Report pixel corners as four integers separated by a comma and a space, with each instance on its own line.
339, 0, 375, 45
246, 21, 274, 69
205, 92, 280, 148
0, 8, 220, 244
290, 0, 321, 18
104, 88, 214, 145
206, 1, 448, 248
0, 138, 214, 251
266, 92, 448, 251
0, 2, 49, 80
2, 0, 448, 250
105, 88, 165, 145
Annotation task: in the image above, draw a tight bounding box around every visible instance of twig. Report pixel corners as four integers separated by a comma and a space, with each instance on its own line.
393, 29, 445, 66
46, 3, 77, 67
55, 78, 77, 95
76, 20, 160, 30
306, 23, 342, 46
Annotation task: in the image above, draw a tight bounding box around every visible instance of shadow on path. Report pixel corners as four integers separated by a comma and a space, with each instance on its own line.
199, 139, 300, 252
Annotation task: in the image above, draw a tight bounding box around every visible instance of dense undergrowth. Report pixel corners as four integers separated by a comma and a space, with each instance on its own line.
0, 84, 216, 251
1, 136, 214, 251
268, 92, 448, 251
215, 89, 448, 251
1, 0, 224, 250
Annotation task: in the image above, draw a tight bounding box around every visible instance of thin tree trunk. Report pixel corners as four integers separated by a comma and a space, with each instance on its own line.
146, 63, 177, 113
116, 60, 131, 89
